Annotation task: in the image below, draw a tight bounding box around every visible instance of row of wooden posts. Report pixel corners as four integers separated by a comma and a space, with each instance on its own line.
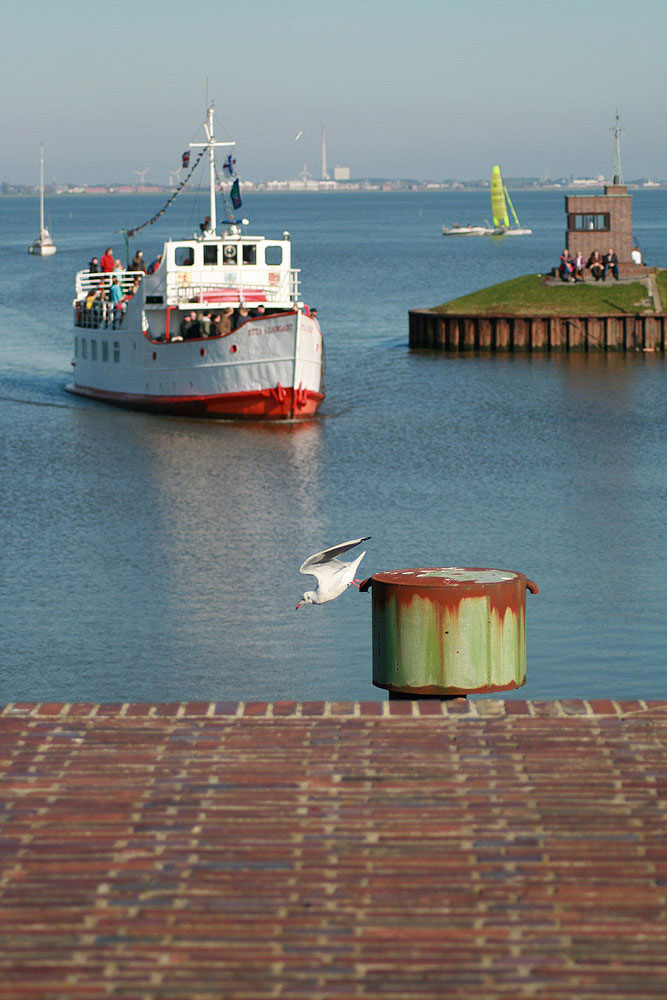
409, 310, 667, 353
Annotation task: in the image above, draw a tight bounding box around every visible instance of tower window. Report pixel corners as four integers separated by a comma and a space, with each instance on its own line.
569, 213, 610, 232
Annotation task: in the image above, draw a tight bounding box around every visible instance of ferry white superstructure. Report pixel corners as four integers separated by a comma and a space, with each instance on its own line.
67, 106, 324, 420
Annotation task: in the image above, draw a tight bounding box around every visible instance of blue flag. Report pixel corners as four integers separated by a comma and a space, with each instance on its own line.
230, 179, 242, 210
222, 154, 236, 177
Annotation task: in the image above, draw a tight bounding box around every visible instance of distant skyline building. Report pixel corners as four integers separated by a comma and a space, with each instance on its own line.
333, 165, 350, 181
321, 127, 329, 181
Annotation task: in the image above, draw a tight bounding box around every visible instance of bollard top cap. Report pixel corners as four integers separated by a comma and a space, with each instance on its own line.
368, 567, 524, 588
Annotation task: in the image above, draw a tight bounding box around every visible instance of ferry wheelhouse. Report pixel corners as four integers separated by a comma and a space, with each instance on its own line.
67, 106, 324, 420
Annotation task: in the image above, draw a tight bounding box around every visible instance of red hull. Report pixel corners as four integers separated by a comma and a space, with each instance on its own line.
66, 384, 324, 420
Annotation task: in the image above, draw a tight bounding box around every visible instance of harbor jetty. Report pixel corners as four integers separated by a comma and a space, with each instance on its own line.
412, 178, 667, 353
1, 698, 666, 998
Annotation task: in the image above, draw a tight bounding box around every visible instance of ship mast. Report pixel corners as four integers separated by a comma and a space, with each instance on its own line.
189, 103, 235, 235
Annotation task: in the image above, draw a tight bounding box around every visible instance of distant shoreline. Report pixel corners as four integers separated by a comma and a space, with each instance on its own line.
3, 183, 666, 197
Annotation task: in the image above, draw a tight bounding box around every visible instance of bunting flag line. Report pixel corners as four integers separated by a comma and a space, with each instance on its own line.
126, 147, 206, 237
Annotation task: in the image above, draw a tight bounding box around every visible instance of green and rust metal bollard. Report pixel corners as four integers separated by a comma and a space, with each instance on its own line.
360, 568, 539, 697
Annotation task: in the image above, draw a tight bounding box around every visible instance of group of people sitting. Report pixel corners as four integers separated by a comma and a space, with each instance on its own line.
558, 248, 619, 283
174, 305, 269, 341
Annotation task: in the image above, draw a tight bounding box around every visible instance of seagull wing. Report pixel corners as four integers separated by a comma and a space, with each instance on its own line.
299, 536, 371, 575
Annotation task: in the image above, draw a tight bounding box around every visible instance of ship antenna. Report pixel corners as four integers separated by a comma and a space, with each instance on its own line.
611, 110, 624, 185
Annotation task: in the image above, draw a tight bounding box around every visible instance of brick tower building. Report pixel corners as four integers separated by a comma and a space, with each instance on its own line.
564, 115, 648, 276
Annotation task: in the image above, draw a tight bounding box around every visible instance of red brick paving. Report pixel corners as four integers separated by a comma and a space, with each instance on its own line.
1, 700, 666, 999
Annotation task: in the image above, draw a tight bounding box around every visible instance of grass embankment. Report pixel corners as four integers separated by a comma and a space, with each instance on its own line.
433, 273, 662, 316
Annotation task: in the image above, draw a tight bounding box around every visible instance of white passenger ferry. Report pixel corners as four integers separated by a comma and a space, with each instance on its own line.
67, 106, 324, 420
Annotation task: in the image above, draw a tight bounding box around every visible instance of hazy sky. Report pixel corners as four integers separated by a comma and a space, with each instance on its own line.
4, 0, 666, 184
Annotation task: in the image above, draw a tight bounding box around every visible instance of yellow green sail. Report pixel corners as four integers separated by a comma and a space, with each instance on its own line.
491, 165, 509, 228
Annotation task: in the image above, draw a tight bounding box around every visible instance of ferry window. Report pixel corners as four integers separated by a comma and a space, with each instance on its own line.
223, 245, 237, 264
91, 339, 98, 361
265, 245, 283, 265
102, 341, 109, 362
569, 213, 610, 232
113, 341, 121, 362
81, 339, 87, 359
203, 245, 218, 265
175, 246, 194, 266
242, 244, 257, 265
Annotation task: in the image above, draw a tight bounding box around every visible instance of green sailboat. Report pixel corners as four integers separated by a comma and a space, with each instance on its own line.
490, 166, 532, 236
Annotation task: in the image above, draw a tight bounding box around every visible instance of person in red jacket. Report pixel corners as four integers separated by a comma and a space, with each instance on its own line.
100, 247, 115, 272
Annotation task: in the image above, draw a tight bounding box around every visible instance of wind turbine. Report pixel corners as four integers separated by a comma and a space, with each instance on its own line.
135, 168, 149, 189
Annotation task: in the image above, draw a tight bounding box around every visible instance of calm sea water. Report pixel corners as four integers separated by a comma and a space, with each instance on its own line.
1, 188, 666, 703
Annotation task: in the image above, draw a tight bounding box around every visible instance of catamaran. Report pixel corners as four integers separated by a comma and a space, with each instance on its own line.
28, 144, 56, 256
442, 166, 531, 237
67, 104, 324, 420
489, 165, 532, 236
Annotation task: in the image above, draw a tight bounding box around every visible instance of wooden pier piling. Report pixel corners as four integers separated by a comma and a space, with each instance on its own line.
409, 309, 667, 352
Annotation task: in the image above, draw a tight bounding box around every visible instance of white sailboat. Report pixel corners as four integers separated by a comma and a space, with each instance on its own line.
442, 166, 532, 237
28, 144, 57, 256
489, 166, 532, 236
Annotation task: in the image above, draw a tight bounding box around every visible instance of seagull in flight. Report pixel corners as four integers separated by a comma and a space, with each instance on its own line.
294, 130, 305, 141
296, 537, 370, 609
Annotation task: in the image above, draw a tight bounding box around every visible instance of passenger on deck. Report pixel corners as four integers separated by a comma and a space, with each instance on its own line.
215, 307, 234, 336
147, 255, 162, 274
233, 306, 249, 329
100, 248, 115, 273
311, 307, 318, 321
200, 215, 211, 234
179, 311, 201, 339
199, 312, 212, 338
131, 250, 147, 273
587, 250, 603, 281
84, 286, 102, 327
558, 250, 574, 282
88, 256, 99, 273
113, 258, 124, 277
603, 248, 619, 281
251, 304, 266, 318
108, 277, 124, 328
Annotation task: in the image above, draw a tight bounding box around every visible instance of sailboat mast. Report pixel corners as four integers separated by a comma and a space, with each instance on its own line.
39, 144, 45, 235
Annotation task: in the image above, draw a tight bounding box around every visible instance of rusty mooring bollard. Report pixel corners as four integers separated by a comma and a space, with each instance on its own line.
360, 568, 539, 697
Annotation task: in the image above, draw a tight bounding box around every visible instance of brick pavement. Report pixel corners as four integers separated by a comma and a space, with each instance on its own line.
1, 699, 666, 999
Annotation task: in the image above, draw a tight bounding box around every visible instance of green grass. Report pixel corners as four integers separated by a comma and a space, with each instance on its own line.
433, 273, 657, 316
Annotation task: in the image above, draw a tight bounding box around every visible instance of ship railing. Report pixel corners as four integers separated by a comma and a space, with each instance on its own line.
74, 298, 126, 330
164, 268, 301, 307
74, 269, 145, 299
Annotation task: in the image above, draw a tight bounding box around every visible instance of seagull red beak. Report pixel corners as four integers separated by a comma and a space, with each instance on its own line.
295, 601, 304, 610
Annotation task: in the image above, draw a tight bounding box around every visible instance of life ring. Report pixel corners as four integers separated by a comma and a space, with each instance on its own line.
223, 245, 236, 261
